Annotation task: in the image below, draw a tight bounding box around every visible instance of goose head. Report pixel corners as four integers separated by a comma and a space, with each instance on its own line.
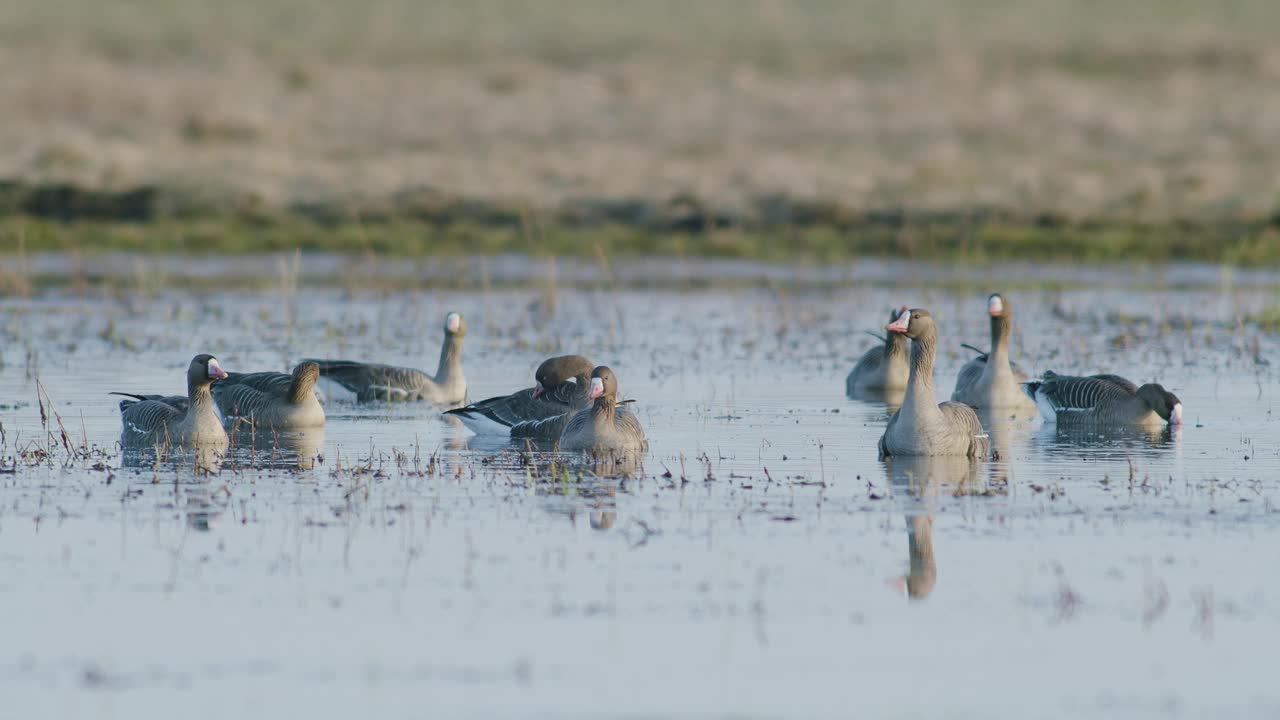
532, 354, 594, 399
444, 311, 466, 337
190, 354, 228, 385
987, 293, 1011, 318
587, 366, 619, 402
885, 308, 936, 341
1138, 383, 1183, 426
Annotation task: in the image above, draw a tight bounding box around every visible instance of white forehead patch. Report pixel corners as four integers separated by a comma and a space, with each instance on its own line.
988, 296, 1004, 314
893, 310, 911, 325
207, 358, 225, 376
590, 377, 604, 394
446, 313, 462, 332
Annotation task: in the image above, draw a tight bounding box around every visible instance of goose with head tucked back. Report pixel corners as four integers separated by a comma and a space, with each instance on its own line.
444, 354, 593, 437
846, 307, 910, 397
559, 366, 647, 457
213, 361, 325, 429
879, 309, 989, 459
951, 293, 1035, 412
113, 354, 229, 449
304, 311, 466, 403
1024, 371, 1183, 427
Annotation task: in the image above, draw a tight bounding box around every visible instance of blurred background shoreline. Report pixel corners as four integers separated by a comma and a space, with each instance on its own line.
1, 0, 1278, 263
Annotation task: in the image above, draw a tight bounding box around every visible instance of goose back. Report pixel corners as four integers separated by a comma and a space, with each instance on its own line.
304, 311, 466, 403
445, 355, 592, 434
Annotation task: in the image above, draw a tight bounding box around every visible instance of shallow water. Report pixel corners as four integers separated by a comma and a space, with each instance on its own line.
1, 266, 1279, 718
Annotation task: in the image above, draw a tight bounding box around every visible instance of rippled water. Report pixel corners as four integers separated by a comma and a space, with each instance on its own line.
2, 263, 1279, 718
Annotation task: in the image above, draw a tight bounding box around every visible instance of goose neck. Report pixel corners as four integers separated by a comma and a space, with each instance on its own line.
988, 314, 1012, 364
435, 334, 464, 385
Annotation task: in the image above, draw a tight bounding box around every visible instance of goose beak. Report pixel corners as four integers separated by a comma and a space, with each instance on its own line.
207, 359, 229, 381
988, 296, 1004, 316
1170, 402, 1183, 426
886, 310, 911, 334
531, 385, 545, 400
588, 377, 605, 399
446, 313, 462, 333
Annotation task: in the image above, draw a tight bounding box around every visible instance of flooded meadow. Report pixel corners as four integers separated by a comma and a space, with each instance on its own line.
2, 256, 1279, 718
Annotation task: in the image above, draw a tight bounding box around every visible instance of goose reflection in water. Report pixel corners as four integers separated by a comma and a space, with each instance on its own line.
883, 455, 983, 601
227, 425, 326, 470
120, 442, 227, 475
540, 480, 619, 531
1032, 421, 1181, 463
185, 484, 232, 531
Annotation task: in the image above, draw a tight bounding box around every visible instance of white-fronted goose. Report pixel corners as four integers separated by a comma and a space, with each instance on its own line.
846, 307, 909, 396
114, 354, 229, 448
1024, 371, 1183, 427
213, 362, 325, 429
305, 311, 466, 403
444, 354, 593, 436
879, 309, 989, 459
951, 293, 1035, 412
559, 366, 647, 456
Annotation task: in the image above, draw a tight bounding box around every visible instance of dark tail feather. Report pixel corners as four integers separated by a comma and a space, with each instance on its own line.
109, 392, 150, 407
302, 359, 367, 393
109, 391, 148, 411
304, 359, 363, 374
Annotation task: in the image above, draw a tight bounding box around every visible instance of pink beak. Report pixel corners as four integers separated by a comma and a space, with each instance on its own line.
886, 310, 911, 334
531, 385, 545, 400
208, 359, 228, 380
588, 377, 605, 399
988, 296, 1004, 317
1170, 403, 1183, 426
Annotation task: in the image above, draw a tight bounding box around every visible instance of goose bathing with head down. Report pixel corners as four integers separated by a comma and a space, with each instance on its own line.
1024, 371, 1183, 427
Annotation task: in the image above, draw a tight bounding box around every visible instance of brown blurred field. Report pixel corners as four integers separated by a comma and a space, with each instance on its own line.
1, 0, 1279, 257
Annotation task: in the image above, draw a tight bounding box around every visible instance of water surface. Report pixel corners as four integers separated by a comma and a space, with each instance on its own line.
1, 265, 1278, 718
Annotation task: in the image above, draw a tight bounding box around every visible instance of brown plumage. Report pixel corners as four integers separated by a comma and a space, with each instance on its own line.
559, 366, 647, 457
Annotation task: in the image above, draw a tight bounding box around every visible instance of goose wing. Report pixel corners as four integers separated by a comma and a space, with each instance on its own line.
938, 401, 989, 459
951, 357, 987, 401
211, 383, 274, 422
112, 392, 188, 413
1038, 373, 1136, 412
612, 406, 648, 450
304, 360, 431, 401
118, 397, 184, 436
510, 409, 575, 442
222, 371, 294, 398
